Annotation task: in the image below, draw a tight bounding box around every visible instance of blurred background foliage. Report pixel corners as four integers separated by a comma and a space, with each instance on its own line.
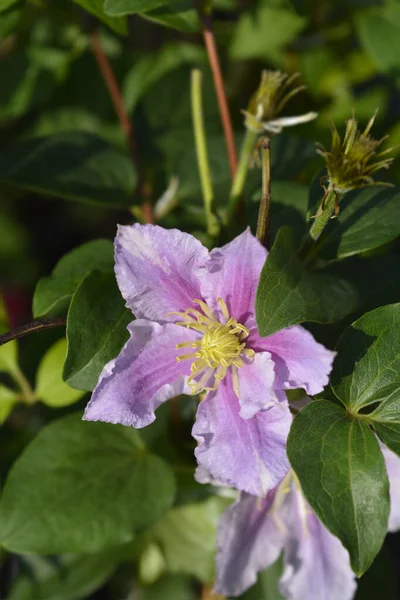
0, 0, 400, 598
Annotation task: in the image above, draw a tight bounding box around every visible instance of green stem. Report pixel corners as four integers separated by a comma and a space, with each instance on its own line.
191, 68, 217, 236
11, 365, 36, 404
256, 138, 271, 248
309, 190, 337, 241
227, 129, 257, 223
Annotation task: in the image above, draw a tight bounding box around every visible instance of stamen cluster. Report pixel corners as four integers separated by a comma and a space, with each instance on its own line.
172, 298, 254, 396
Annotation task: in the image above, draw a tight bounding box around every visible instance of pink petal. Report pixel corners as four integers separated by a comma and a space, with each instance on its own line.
252, 325, 335, 395
198, 228, 267, 325
381, 443, 400, 532
215, 491, 284, 597
192, 374, 291, 496
115, 224, 208, 321
238, 352, 280, 419
84, 320, 198, 428
281, 486, 356, 600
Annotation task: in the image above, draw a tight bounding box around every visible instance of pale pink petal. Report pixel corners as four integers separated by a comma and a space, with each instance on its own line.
238, 352, 279, 419
84, 320, 198, 428
115, 224, 208, 321
192, 374, 291, 496
197, 228, 267, 325
252, 325, 335, 395
215, 491, 284, 597
281, 486, 356, 600
381, 443, 400, 532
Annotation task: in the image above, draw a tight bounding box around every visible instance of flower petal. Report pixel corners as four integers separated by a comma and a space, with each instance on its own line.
281, 487, 356, 600
238, 352, 279, 419
198, 228, 267, 324
215, 492, 284, 597
192, 374, 291, 496
381, 443, 400, 532
84, 320, 197, 428
253, 325, 335, 395
115, 224, 208, 321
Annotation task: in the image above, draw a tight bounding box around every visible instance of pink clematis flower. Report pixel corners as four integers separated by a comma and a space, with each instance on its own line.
215, 444, 400, 599
84, 225, 335, 496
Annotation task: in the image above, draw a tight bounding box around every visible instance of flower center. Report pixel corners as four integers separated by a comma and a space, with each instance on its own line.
169, 298, 254, 396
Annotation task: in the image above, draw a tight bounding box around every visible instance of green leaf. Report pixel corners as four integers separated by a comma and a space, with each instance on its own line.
235, 557, 284, 600
357, 5, 400, 73
33, 239, 114, 317
64, 270, 132, 391
0, 0, 18, 12
123, 43, 205, 112
142, 574, 196, 600
104, 0, 173, 16
0, 385, 20, 424
73, 0, 128, 34
36, 339, 85, 407
0, 133, 137, 207
7, 551, 121, 600
152, 497, 230, 583
140, 1, 199, 32
0, 414, 176, 554
369, 397, 400, 456
316, 186, 400, 260
230, 6, 306, 61
287, 400, 389, 576
255, 227, 359, 337
331, 304, 400, 411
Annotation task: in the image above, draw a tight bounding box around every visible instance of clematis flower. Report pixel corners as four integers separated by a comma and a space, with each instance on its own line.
215, 445, 400, 599
84, 225, 335, 496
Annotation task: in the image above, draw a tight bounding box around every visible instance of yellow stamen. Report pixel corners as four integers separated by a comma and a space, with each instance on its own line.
173, 299, 254, 397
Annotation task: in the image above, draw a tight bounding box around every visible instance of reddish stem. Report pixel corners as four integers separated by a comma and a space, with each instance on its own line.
90, 31, 154, 223
197, 7, 238, 179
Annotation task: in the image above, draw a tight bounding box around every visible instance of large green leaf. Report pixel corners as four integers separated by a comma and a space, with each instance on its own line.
331, 304, 400, 411
255, 227, 359, 337
36, 339, 85, 407
369, 397, 400, 456
0, 414, 176, 554
104, 0, 173, 16
64, 270, 132, 391
315, 186, 400, 260
357, 5, 400, 72
123, 43, 205, 112
73, 0, 128, 34
140, 1, 199, 32
0, 133, 137, 207
287, 400, 389, 576
152, 497, 230, 583
230, 5, 306, 60
0, 385, 20, 424
7, 551, 122, 600
33, 239, 114, 317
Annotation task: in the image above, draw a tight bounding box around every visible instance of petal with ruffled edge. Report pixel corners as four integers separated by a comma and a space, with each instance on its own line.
115, 224, 208, 321
84, 320, 198, 428
280, 486, 356, 600
215, 491, 284, 597
198, 228, 267, 325
380, 443, 400, 532
192, 374, 291, 496
252, 325, 335, 396
238, 352, 280, 419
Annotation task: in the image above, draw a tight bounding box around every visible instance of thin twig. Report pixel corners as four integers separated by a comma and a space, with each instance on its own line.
256, 138, 271, 249
195, 2, 238, 180
90, 31, 154, 223
0, 318, 66, 347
